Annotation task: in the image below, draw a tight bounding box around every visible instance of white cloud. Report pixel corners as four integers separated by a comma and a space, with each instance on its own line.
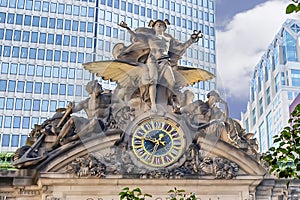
216, 0, 300, 101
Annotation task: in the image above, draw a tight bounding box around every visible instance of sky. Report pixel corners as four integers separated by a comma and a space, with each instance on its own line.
214, 0, 300, 120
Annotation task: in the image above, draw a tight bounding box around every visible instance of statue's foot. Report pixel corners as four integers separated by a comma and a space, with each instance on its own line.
150, 105, 157, 113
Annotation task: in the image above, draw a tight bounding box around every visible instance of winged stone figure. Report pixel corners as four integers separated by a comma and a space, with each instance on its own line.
83, 19, 214, 112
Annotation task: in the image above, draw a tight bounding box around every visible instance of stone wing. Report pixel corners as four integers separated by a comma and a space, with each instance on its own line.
174, 66, 215, 88
83, 60, 143, 87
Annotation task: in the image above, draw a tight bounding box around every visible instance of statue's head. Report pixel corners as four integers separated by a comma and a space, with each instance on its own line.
86, 80, 103, 94
148, 19, 170, 31
207, 90, 220, 105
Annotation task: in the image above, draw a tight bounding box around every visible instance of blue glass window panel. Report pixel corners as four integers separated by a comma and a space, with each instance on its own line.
17, 0, 24, 8
49, 18, 55, 28
147, 8, 151, 18
22, 117, 30, 128
13, 117, 21, 128
41, 100, 48, 112
24, 15, 31, 25
121, 1, 126, 11
29, 48, 37, 59
0, 12, 5, 22
106, 26, 111, 36
141, 6, 145, 16
5, 29, 13, 40
53, 67, 59, 77
17, 81, 24, 92
70, 52, 76, 63
44, 66, 51, 77
43, 83, 50, 94
80, 6, 87, 17
80, 21, 86, 32
15, 98, 23, 110
32, 99, 40, 111
107, 0, 112, 6
84, 70, 90, 80
26, 0, 32, 10
113, 0, 119, 8
77, 69, 83, 79
50, 100, 57, 112
63, 35, 70, 46
50, 2, 56, 13
87, 22, 93, 32
22, 31, 30, 42
59, 84, 66, 95
131, 4, 138, 14
20, 47, 28, 58
100, 0, 106, 5
51, 83, 58, 94
61, 67, 67, 78
57, 19, 63, 29
0, 97, 4, 109
26, 82, 33, 93
85, 53, 92, 62
47, 34, 54, 44
71, 36, 77, 47
66, 4, 72, 14
31, 32, 38, 43
55, 34, 62, 45
182, 19, 186, 28
99, 9, 104, 19
20, 135, 27, 146
8, 80, 16, 92
4, 116, 12, 128
42, 1, 48, 11
0, 46, 2, 56
78, 53, 84, 63
58, 3, 64, 14
112, 28, 118, 39
105, 41, 110, 52
0, 28, 4, 39
11, 134, 19, 146
40, 17, 47, 28
31, 117, 39, 129
62, 51, 69, 62
64, 20, 71, 30
86, 38, 92, 48
14, 30, 21, 41
72, 21, 78, 31
10, 63, 17, 74
34, 0, 40, 11
88, 7, 95, 17
38, 49, 45, 60
7, 13, 15, 24
74, 5, 79, 16
19, 64, 26, 75
2, 134, 10, 147
76, 85, 82, 96
15, 14, 23, 24
6, 98, 14, 109
3, 46, 11, 57
39, 33, 46, 43
107, 11, 112, 21
58, 101, 65, 108
46, 50, 53, 61
54, 50, 61, 61
99, 24, 104, 35
0, 116, 2, 127
0, 0, 8, 6
1, 62, 8, 74
68, 85, 74, 96
32, 16, 39, 26
127, 2, 132, 12
34, 82, 42, 94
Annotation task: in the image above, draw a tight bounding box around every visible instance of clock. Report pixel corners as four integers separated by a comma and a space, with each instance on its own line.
127, 114, 188, 169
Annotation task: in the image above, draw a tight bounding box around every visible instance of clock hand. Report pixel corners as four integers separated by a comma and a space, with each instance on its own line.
151, 143, 159, 155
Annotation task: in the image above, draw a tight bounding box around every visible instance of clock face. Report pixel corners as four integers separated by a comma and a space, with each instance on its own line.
129, 117, 186, 168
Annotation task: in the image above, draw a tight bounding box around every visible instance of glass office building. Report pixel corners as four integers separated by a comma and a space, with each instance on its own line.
241, 19, 300, 152
0, 0, 216, 151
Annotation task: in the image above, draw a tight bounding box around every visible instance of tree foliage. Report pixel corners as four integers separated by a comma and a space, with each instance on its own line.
261, 104, 300, 181
119, 187, 197, 200
286, 0, 300, 14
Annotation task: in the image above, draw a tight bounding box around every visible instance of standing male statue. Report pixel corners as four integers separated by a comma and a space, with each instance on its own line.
118, 19, 202, 111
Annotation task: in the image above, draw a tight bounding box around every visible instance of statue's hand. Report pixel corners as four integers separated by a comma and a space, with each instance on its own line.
119, 21, 128, 29
191, 30, 203, 43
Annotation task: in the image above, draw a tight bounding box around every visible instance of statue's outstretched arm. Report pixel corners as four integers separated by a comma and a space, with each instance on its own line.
175, 30, 203, 52
119, 21, 136, 39
72, 99, 88, 113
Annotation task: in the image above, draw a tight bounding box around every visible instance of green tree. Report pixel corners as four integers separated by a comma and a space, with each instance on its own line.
261, 104, 300, 181
286, 0, 300, 14
119, 187, 152, 200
